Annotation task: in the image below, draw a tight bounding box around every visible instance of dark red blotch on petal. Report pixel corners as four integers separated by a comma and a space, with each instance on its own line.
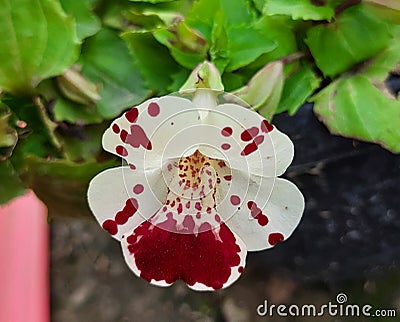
261, 120, 274, 133
115, 198, 139, 225
102, 219, 118, 235
268, 232, 284, 245
122, 124, 152, 150
125, 107, 139, 123
126, 220, 242, 290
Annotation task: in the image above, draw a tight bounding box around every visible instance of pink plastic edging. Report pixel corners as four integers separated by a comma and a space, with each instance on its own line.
0, 190, 49, 322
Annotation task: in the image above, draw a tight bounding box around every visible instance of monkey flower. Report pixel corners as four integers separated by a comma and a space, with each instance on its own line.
88, 79, 304, 291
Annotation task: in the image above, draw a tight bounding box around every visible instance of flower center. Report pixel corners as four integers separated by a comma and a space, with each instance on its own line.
162, 150, 231, 218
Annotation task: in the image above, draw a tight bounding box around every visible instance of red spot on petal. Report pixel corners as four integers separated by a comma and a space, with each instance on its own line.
125, 107, 139, 123
268, 233, 284, 245
116, 145, 128, 156
129, 164, 136, 170
195, 202, 202, 211
218, 161, 226, 168
102, 220, 118, 235
223, 175, 232, 181
221, 143, 231, 150
128, 220, 242, 290
261, 120, 274, 133
221, 127, 233, 137
230, 195, 241, 206
125, 125, 152, 151
254, 135, 264, 146
177, 203, 183, 214
240, 142, 258, 156
247, 201, 268, 226
241, 127, 259, 141
238, 266, 244, 273
148, 102, 160, 117
115, 198, 138, 225
120, 130, 128, 142
257, 215, 269, 226
112, 124, 120, 133
133, 184, 144, 194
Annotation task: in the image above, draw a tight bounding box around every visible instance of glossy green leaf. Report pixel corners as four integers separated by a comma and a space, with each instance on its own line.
186, 0, 254, 41
312, 75, 400, 153
305, 4, 392, 78
250, 16, 298, 69
60, 0, 101, 39
209, 10, 230, 72
122, 30, 180, 94
0, 160, 26, 205
263, 0, 335, 21
277, 63, 321, 115
79, 29, 150, 119
226, 26, 276, 71
361, 26, 400, 83
0, 0, 80, 93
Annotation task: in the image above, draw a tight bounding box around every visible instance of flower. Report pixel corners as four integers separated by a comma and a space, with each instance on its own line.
88, 83, 304, 291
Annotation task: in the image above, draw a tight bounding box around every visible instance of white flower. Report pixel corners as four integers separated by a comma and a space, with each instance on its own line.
87, 86, 304, 291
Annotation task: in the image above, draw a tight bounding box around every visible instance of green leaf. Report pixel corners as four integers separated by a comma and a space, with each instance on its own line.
305, 4, 392, 78
186, 0, 254, 41
263, 0, 335, 21
129, 0, 176, 3
250, 16, 298, 68
4, 96, 63, 159
312, 75, 400, 153
0, 103, 18, 154
277, 63, 321, 115
153, 21, 208, 69
60, 0, 101, 40
122, 30, 180, 94
0, 160, 26, 205
168, 69, 191, 92
0, 0, 80, 93
79, 28, 150, 119
20, 155, 117, 218
209, 10, 230, 72
38, 81, 103, 124
226, 26, 276, 71
59, 123, 109, 162
361, 26, 400, 83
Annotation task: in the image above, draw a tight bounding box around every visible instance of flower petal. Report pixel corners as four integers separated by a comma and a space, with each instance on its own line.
121, 214, 247, 290
219, 177, 304, 251
87, 166, 167, 240
202, 103, 294, 177
102, 96, 203, 168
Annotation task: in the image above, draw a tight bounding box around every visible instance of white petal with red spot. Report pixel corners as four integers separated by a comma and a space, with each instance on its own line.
221, 178, 304, 251
87, 166, 167, 240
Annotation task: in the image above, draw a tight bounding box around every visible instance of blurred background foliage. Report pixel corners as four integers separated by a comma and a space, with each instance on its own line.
0, 0, 400, 217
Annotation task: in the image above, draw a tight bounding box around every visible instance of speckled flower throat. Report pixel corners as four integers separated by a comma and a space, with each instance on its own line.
88, 85, 304, 291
